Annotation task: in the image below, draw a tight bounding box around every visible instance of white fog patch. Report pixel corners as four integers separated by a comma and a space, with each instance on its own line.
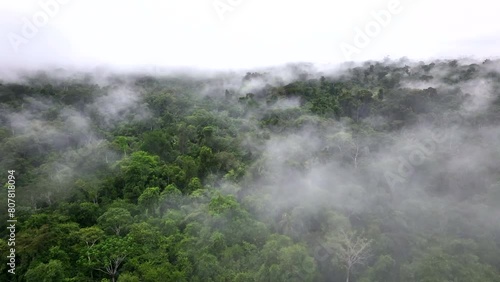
269, 98, 301, 110
240, 77, 267, 94
93, 87, 151, 126
459, 78, 495, 113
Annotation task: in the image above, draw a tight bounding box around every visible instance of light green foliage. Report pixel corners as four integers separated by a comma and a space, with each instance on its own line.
119, 151, 163, 201
25, 260, 67, 282
97, 208, 133, 235
258, 234, 317, 282
87, 236, 135, 282
117, 272, 140, 282
138, 187, 160, 216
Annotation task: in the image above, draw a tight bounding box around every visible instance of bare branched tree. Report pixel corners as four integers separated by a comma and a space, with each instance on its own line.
334, 229, 372, 282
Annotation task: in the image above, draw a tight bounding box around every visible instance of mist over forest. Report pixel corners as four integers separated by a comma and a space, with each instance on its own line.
0, 57, 499, 281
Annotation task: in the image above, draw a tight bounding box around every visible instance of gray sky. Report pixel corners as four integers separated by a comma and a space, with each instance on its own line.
0, 0, 499, 70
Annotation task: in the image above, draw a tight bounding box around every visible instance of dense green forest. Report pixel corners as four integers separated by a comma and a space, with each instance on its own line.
1, 58, 500, 282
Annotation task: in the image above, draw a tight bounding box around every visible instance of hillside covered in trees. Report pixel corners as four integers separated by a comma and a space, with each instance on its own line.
1, 58, 500, 281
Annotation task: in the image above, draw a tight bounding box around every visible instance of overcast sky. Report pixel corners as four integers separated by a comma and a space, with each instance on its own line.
0, 0, 499, 70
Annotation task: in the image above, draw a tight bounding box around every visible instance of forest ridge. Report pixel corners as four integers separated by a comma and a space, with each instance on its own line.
0, 58, 500, 281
